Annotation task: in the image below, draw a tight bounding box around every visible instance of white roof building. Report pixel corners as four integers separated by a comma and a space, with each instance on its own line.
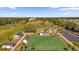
39, 32, 49, 36
23, 37, 30, 43
13, 32, 24, 39
29, 17, 36, 21
2, 42, 16, 49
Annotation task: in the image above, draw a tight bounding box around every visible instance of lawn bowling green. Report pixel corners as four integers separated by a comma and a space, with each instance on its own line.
26, 35, 70, 51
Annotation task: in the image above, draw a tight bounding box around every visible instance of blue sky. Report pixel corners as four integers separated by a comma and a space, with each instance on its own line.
0, 7, 79, 17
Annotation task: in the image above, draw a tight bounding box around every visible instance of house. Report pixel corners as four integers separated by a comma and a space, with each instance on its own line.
48, 30, 53, 33
13, 32, 24, 39
39, 32, 49, 36
23, 37, 30, 43
48, 29, 58, 35
29, 17, 36, 21
2, 42, 16, 49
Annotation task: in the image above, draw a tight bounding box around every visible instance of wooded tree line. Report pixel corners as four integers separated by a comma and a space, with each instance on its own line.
48, 19, 79, 32
0, 17, 79, 32
36, 17, 79, 32
0, 17, 29, 25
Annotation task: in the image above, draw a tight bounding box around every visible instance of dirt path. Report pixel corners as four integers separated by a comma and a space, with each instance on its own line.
57, 33, 79, 51
10, 33, 26, 51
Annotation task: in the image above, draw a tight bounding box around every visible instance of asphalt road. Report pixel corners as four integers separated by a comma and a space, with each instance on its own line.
58, 32, 79, 51
11, 33, 26, 51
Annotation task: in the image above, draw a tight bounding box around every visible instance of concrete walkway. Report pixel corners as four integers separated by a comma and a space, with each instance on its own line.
57, 32, 79, 51
11, 33, 26, 51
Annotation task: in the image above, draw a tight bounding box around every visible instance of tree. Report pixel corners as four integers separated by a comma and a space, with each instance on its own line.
64, 21, 76, 31
63, 48, 68, 51
74, 25, 79, 32
23, 24, 36, 33
74, 42, 79, 47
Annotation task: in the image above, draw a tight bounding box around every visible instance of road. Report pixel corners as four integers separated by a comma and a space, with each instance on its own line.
58, 32, 79, 51
11, 33, 26, 51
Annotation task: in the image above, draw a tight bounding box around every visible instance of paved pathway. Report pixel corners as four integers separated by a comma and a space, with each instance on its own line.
58, 32, 79, 51
11, 33, 26, 51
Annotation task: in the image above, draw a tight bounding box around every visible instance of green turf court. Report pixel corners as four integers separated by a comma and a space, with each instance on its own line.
26, 35, 70, 51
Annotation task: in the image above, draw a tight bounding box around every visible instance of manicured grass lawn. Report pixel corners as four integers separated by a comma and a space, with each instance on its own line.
26, 35, 70, 51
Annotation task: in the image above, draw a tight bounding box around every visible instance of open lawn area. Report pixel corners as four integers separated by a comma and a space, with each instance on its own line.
26, 35, 70, 51
0, 24, 24, 44
0, 24, 24, 50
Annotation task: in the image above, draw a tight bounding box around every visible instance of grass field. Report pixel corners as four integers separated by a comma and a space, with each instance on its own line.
0, 24, 24, 43
0, 24, 24, 50
26, 35, 70, 51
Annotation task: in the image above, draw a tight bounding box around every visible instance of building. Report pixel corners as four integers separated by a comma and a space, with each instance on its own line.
23, 37, 30, 43
39, 32, 49, 36
2, 42, 16, 49
29, 17, 36, 21
13, 32, 24, 39
48, 29, 58, 35
48, 30, 53, 33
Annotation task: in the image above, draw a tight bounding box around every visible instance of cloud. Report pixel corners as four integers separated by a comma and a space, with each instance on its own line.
0, 10, 5, 13
3, 12, 18, 15
59, 11, 72, 17
50, 7, 59, 8
8, 7, 16, 9
63, 11, 72, 15
50, 7, 59, 9
11, 12, 17, 15
59, 7, 79, 10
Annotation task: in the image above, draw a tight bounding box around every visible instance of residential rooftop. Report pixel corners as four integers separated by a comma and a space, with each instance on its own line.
3, 42, 16, 46
16, 32, 24, 37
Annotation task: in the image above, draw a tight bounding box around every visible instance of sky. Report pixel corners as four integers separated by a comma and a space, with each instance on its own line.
0, 7, 79, 17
